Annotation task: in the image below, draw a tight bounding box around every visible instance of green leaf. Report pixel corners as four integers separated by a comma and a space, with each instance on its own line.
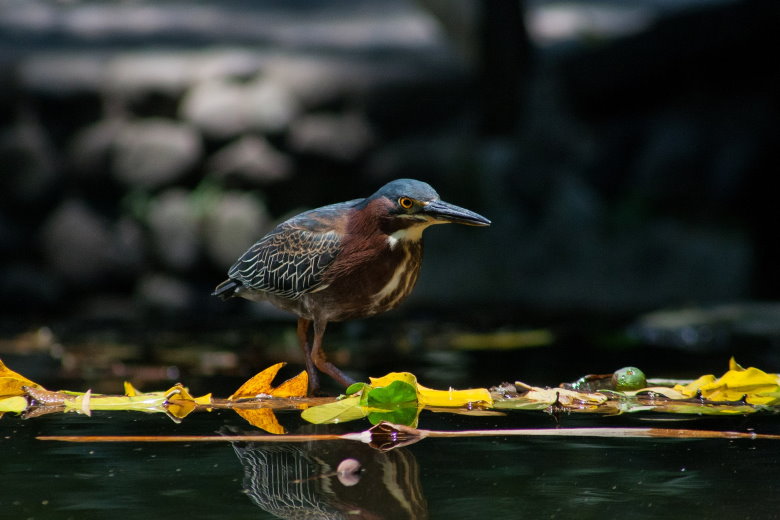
366, 381, 418, 409
367, 404, 420, 427
300, 395, 368, 424
345, 382, 369, 396
302, 381, 421, 426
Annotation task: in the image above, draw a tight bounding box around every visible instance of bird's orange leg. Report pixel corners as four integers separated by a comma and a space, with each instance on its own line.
311, 319, 355, 389
296, 318, 319, 393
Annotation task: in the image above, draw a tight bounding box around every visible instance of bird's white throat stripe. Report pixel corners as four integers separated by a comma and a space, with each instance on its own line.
386, 222, 432, 250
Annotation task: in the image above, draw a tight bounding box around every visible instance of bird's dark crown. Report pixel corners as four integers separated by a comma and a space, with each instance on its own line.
369, 179, 440, 204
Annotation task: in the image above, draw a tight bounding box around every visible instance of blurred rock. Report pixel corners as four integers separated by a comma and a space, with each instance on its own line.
105, 53, 195, 108
265, 56, 362, 110
179, 78, 248, 140
288, 112, 373, 161
180, 76, 299, 140
104, 51, 264, 117
203, 191, 270, 269
189, 50, 264, 82
16, 54, 105, 138
146, 189, 201, 272
207, 136, 292, 186
68, 118, 123, 181
18, 53, 106, 96
0, 112, 58, 208
135, 272, 196, 312
111, 118, 201, 189
39, 199, 142, 286
243, 76, 300, 134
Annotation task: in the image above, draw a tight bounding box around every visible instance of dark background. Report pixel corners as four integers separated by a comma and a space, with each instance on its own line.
1, 0, 779, 388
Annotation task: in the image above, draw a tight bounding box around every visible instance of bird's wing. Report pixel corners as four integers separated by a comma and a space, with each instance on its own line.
227, 201, 356, 299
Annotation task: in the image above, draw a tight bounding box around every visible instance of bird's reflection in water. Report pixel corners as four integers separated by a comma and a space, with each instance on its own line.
230, 437, 428, 519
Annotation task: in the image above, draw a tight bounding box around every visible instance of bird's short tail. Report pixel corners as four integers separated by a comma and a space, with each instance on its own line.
212, 279, 239, 301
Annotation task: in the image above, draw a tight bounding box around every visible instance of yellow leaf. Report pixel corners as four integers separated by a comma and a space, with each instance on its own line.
729, 357, 745, 371
0, 396, 28, 414
230, 363, 308, 399
674, 360, 780, 405
233, 408, 286, 434
674, 375, 717, 396
417, 384, 493, 408
523, 386, 608, 407
227, 364, 307, 433
0, 359, 44, 397
165, 383, 212, 419
124, 381, 140, 397
369, 372, 493, 408
369, 372, 417, 388
266, 371, 308, 398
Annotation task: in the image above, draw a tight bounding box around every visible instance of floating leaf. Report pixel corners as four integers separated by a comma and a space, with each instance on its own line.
229, 363, 307, 399
124, 381, 141, 396
304, 373, 493, 427
370, 372, 493, 408
366, 380, 417, 407
369, 372, 417, 389
270, 371, 308, 398
165, 383, 212, 419
300, 394, 368, 424
345, 382, 369, 396
673, 359, 780, 405
523, 386, 609, 408
233, 408, 286, 434
729, 356, 745, 371
612, 386, 690, 400
0, 396, 28, 414
367, 405, 420, 427
417, 383, 493, 408
0, 359, 43, 397
226, 364, 308, 433
364, 380, 420, 427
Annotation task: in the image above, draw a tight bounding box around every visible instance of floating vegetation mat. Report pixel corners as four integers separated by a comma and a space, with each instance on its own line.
3, 358, 780, 448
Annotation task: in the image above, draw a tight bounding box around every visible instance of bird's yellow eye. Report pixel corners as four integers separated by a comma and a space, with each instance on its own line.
398, 197, 414, 209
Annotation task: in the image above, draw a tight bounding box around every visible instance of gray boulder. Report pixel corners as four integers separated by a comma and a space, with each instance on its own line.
39, 199, 143, 286
207, 135, 292, 186
202, 191, 270, 269
180, 76, 299, 140
146, 188, 201, 272
0, 114, 58, 206
288, 112, 373, 161
111, 118, 202, 189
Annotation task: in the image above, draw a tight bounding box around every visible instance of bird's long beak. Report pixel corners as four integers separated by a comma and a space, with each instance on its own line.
423, 200, 491, 226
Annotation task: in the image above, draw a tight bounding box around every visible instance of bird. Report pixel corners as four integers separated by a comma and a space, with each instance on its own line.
213, 178, 491, 392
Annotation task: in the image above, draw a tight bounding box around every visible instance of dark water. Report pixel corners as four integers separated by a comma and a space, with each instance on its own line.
3, 406, 780, 520
3, 312, 780, 519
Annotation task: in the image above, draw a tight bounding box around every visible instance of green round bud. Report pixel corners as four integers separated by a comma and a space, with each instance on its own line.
612, 366, 646, 391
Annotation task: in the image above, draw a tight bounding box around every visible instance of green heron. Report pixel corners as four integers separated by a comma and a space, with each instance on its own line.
213, 178, 490, 392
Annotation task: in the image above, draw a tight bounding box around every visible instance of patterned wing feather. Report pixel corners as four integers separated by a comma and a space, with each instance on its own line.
227, 201, 354, 299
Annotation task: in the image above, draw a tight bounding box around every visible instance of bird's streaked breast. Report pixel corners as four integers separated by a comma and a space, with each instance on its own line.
370, 242, 422, 314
